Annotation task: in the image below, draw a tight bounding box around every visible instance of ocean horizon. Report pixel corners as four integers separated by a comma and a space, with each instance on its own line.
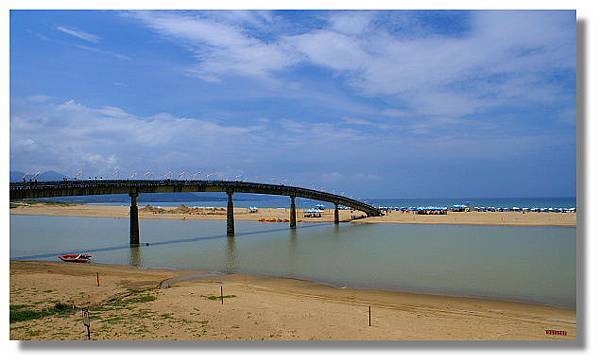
42, 194, 577, 210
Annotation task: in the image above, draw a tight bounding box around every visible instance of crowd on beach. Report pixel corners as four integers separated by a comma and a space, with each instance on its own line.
378, 205, 576, 214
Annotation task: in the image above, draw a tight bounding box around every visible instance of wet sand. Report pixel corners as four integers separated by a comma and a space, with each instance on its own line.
10, 261, 576, 341
10, 203, 576, 227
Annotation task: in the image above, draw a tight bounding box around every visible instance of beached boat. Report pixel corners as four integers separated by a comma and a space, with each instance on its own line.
58, 253, 92, 263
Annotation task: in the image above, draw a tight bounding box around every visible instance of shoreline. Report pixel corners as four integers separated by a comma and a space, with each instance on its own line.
10, 260, 576, 340
11, 258, 574, 311
10, 203, 577, 227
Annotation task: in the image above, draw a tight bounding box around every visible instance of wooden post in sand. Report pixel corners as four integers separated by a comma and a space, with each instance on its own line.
96, 272, 100, 287
368, 306, 372, 326
220, 285, 224, 305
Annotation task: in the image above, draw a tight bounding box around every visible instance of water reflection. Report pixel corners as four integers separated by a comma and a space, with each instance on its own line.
289, 229, 298, 253
333, 224, 340, 241
225, 236, 237, 273
129, 246, 142, 267
288, 229, 298, 273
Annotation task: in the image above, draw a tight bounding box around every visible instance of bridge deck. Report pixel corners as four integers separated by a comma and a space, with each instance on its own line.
10, 180, 382, 216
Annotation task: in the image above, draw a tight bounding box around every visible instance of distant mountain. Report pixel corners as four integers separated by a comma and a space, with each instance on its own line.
10, 170, 68, 182
10, 171, 24, 182
38, 170, 68, 181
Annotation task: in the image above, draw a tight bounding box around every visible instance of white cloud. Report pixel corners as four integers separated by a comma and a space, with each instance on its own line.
329, 11, 375, 35
343, 117, 374, 126
127, 11, 296, 83
75, 44, 132, 61
10, 97, 381, 178
126, 10, 574, 121
56, 26, 101, 43
10, 94, 574, 197
290, 30, 369, 72
10, 97, 256, 176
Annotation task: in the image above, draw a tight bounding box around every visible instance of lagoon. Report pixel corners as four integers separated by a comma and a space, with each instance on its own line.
10, 215, 576, 308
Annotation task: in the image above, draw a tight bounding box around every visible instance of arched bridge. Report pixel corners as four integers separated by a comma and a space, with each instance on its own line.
10, 180, 382, 244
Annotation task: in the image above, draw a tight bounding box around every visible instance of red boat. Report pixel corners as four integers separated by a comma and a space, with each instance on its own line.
58, 254, 92, 263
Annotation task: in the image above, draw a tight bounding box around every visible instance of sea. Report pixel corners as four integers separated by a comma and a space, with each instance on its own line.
48, 194, 576, 210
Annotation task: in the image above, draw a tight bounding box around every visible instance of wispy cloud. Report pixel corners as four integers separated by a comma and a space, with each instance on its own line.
11, 97, 388, 179
56, 26, 101, 43
11, 95, 570, 180
287, 11, 574, 117
75, 44, 132, 61
126, 11, 295, 83
126, 10, 575, 121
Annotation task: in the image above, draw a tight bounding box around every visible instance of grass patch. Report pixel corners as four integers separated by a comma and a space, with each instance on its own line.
10, 304, 31, 310
10, 302, 75, 323
124, 295, 156, 304
206, 295, 236, 301
92, 289, 157, 314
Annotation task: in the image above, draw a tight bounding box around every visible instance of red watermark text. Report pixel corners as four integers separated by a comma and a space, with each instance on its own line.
545, 329, 567, 336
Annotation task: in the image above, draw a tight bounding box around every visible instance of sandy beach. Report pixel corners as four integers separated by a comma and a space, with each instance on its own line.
10, 203, 576, 227
10, 261, 576, 341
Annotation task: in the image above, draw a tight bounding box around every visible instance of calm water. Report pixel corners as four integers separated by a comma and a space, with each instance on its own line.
74, 196, 576, 209
10, 215, 576, 308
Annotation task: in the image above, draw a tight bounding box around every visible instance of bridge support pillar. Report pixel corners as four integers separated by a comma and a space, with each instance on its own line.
227, 191, 235, 236
290, 196, 297, 229
129, 192, 140, 246
334, 203, 340, 224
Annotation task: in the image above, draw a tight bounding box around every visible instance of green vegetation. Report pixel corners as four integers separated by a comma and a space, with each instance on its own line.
9, 304, 30, 310
206, 294, 236, 301
11, 286, 212, 339
93, 288, 157, 312
124, 294, 156, 304
10, 302, 75, 323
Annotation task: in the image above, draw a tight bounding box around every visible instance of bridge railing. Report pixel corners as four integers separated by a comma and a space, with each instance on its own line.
10, 179, 382, 216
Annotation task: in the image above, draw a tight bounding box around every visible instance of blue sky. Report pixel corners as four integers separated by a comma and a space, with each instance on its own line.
10, 10, 576, 198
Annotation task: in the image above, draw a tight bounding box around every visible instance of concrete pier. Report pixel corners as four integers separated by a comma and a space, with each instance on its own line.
129, 192, 140, 245
290, 196, 297, 229
334, 203, 340, 225
227, 191, 235, 236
